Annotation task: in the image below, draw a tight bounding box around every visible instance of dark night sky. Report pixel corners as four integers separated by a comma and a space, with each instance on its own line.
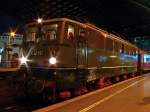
0, 12, 17, 34
1, 0, 150, 37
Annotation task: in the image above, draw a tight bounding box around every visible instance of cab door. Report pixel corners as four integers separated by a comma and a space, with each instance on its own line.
77, 27, 88, 68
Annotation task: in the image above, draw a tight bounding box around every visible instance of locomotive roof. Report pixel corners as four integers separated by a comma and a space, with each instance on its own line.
26, 18, 137, 49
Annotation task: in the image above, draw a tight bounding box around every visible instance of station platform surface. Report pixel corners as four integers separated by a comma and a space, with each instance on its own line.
34, 73, 150, 112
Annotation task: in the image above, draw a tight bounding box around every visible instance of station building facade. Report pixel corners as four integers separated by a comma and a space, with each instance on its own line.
0, 33, 23, 67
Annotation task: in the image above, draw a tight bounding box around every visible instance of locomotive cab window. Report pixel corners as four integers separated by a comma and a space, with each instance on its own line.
27, 32, 36, 42
47, 30, 56, 40
46, 24, 58, 41
26, 27, 38, 42
67, 25, 75, 41
25, 24, 58, 43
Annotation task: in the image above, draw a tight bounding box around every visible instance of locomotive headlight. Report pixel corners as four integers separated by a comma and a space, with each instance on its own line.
49, 57, 56, 65
20, 56, 28, 64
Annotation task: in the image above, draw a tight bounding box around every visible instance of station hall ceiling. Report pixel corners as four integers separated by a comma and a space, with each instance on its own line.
1, 0, 150, 38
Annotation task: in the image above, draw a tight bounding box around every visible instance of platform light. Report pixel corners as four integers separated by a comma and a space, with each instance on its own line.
10, 32, 15, 37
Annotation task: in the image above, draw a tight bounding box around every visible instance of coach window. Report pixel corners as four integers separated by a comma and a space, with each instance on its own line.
66, 25, 75, 41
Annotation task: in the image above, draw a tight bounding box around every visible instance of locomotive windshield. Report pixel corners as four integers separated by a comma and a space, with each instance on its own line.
25, 23, 58, 43
22, 22, 61, 58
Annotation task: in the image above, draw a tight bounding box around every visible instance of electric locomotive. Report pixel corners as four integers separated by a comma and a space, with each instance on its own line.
16, 18, 140, 101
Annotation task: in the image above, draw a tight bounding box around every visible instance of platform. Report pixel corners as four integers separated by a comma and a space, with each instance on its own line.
0, 68, 18, 72
34, 73, 150, 112
0, 67, 18, 78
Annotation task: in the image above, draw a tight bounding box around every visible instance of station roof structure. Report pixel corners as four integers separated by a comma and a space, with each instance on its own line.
1, 0, 150, 38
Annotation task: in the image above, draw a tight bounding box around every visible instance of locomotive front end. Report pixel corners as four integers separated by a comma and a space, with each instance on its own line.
21, 20, 61, 69
15, 19, 64, 101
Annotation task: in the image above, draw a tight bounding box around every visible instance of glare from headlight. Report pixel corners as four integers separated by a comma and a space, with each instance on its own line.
49, 57, 56, 65
20, 56, 27, 64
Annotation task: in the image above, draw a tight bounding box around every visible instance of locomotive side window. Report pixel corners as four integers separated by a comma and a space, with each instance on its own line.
78, 28, 87, 42
67, 25, 74, 41
120, 44, 124, 53
77, 27, 88, 66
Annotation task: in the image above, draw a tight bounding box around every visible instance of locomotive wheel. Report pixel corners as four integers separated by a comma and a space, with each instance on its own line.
15, 80, 27, 97
42, 87, 56, 103
27, 79, 45, 94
